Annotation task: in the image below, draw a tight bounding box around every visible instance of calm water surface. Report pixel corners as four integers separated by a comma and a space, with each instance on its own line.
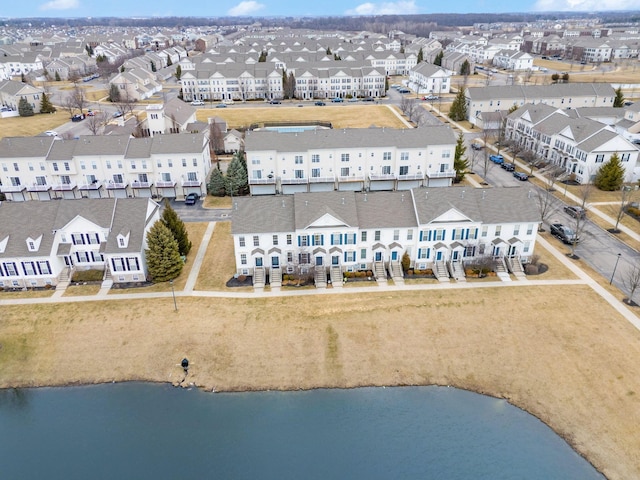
0, 384, 604, 480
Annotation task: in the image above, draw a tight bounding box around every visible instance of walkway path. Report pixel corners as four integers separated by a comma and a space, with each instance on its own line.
2, 222, 639, 332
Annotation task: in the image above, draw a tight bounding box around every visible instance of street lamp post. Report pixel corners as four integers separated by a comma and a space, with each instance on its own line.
170, 279, 177, 311
610, 253, 622, 285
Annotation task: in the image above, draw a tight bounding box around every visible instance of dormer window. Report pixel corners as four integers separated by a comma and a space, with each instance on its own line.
26, 235, 42, 252
117, 232, 130, 248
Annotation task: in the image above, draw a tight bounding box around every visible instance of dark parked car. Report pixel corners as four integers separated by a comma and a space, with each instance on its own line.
470, 142, 483, 150
550, 223, 579, 244
269, 99, 282, 104
397, 88, 410, 93
362, 97, 375, 102
501, 163, 515, 172
564, 205, 586, 219
71, 113, 85, 122
185, 193, 200, 205
314, 101, 326, 106
513, 171, 528, 181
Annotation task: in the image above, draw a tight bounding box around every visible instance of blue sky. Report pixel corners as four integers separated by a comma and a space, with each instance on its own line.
1, 0, 637, 18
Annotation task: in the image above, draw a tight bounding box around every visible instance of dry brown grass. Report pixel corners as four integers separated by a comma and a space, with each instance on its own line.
203, 196, 232, 209
63, 284, 101, 297
196, 105, 407, 130
1, 284, 640, 479
195, 221, 235, 290
0, 114, 67, 140
0, 289, 54, 299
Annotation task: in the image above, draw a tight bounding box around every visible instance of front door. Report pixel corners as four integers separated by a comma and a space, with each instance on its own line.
509, 245, 517, 257
271, 256, 279, 267
255, 257, 263, 267
436, 251, 443, 261
375, 251, 382, 262
493, 246, 501, 256
452, 251, 459, 262
391, 251, 398, 261
332, 255, 340, 265
316, 256, 323, 266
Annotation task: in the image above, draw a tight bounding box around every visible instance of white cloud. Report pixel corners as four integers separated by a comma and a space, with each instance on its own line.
39, 0, 79, 10
345, 0, 419, 15
533, 0, 636, 10
228, 1, 265, 15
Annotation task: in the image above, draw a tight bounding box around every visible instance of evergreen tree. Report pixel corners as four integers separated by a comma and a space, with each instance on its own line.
145, 220, 184, 282
434, 50, 443, 66
449, 87, 467, 121
161, 200, 192, 256
55, 71, 61, 81
108, 83, 121, 103
258, 51, 267, 62
166, 56, 172, 66
594, 153, 625, 191
614, 87, 625, 108
417, 49, 423, 63
21, 72, 25, 83
150, 60, 156, 72
120, 65, 125, 73
40, 92, 56, 114
207, 165, 226, 197
326, 47, 332, 55
225, 150, 248, 196
175, 65, 182, 80
453, 132, 470, 183
459, 59, 471, 76
18, 97, 34, 117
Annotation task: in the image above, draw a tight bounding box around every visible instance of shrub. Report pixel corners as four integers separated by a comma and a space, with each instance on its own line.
401, 252, 411, 272
406, 269, 414, 276
238, 274, 246, 282
366, 270, 373, 277
627, 206, 640, 217
525, 264, 539, 275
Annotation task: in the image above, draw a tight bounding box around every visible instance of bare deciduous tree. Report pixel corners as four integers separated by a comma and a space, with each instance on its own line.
623, 260, 640, 305
609, 185, 636, 233
567, 181, 594, 258
86, 111, 111, 135
534, 188, 558, 232
400, 97, 420, 123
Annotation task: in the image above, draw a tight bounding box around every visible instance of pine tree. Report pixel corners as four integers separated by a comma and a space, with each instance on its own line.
40, 92, 56, 114
161, 200, 192, 256
225, 151, 248, 196
417, 49, 423, 63
166, 56, 173, 66
453, 132, 470, 183
613, 87, 625, 108
207, 166, 226, 197
55, 71, 61, 82
175, 65, 182, 80
449, 87, 467, 121
459, 60, 470, 76
108, 83, 120, 102
150, 61, 156, 72
434, 50, 443, 66
594, 153, 625, 191
145, 221, 184, 283
18, 97, 34, 117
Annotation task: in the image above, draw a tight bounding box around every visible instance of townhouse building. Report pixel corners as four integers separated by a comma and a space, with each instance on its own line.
0, 133, 210, 201
465, 83, 616, 126
492, 50, 534, 71
407, 63, 450, 95
0, 79, 44, 113
244, 126, 457, 196
0, 197, 160, 288
231, 188, 540, 281
505, 103, 640, 183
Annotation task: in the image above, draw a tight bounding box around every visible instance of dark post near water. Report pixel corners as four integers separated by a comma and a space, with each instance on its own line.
181, 358, 189, 374
610, 253, 621, 285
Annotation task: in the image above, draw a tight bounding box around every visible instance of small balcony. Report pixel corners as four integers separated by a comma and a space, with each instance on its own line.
397, 173, 424, 181
181, 179, 202, 187
337, 175, 365, 182
26, 184, 51, 192
105, 182, 128, 190
1, 184, 26, 193
51, 181, 77, 191
78, 181, 103, 191
425, 170, 455, 179
369, 173, 396, 181
249, 177, 276, 185
281, 177, 308, 185
131, 181, 152, 189
156, 180, 176, 188
308, 176, 336, 184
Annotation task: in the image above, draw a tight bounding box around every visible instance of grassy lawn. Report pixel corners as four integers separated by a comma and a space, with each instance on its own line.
195, 221, 236, 290
196, 105, 407, 130
63, 284, 102, 297
0, 289, 54, 299
203, 196, 233, 209
0, 114, 67, 140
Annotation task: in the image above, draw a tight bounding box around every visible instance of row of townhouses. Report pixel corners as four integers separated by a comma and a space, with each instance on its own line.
505, 103, 640, 183
243, 126, 458, 195
0, 198, 160, 289
231, 188, 540, 280
0, 133, 210, 201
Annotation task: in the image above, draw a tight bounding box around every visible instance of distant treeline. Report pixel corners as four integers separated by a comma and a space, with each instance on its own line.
4, 12, 640, 38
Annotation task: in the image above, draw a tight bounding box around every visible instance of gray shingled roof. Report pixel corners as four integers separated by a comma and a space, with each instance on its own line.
411, 186, 540, 225
231, 195, 295, 234
293, 191, 360, 230
355, 191, 417, 228
468, 83, 614, 102
0, 136, 55, 158
150, 133, 205, 154
103, 198, 159, 254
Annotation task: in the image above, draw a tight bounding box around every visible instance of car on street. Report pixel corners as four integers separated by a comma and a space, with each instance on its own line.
71, 113, 85, 122
44, 130, 60, 137
113, 111, 123, 118
422, 95, 439, 100
397, 88, 410, 93
550, 223, 579, 244
86, 110, 95, 116
191, 100, 205, 106
501, 163, 516, 172
216, 103, 227, 108
470, 142, 483, 150
314, 101, 326, 106
489, 154, 504, 164
269, 99, 282, 104
362, 97, 375, 102
564, 205, 586, 219
348, 97, 359, 102
513, 171, 529, 181
331, 97, 344, 103
184, 193, 200, 205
